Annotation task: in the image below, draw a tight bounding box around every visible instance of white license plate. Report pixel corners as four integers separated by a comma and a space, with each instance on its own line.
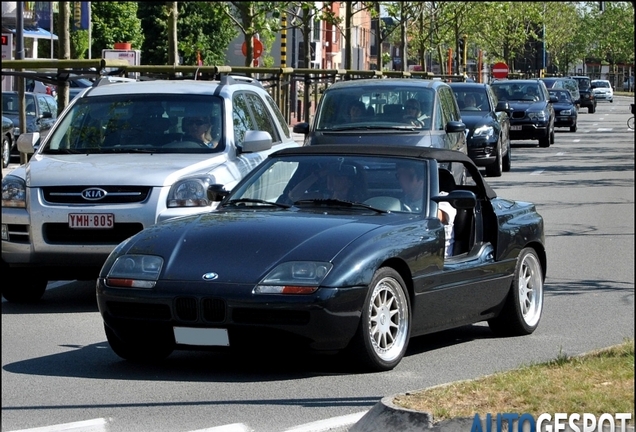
510, 125, 522, 131
174, 327, 230, 346
68, 213, 114, 229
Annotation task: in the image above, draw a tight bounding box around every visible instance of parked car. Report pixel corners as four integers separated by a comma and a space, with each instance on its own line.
69, 76, 95, 100
590, 79, 614, 103
540, 77, 580, 110
292, 78, 467, 183
449, 82, 511, 177
623, 76, 634, 92
1, 75, 299, 302
548, 89, 578, 132
1, 91, 58, 158
25, 78, 57, 98
2, 115, 14, 168
569, 76, 597, 113
96, 144, 546, 371
490, 79, 556, 147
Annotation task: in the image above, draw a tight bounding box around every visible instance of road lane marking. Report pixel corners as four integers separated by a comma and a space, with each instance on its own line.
283, 411, 368, 432
188, 424, 253, 432
530, 170, 544, 175
7, 418, 108, 432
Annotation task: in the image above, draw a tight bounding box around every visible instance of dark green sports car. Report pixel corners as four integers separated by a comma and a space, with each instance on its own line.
97, 145, 547, 372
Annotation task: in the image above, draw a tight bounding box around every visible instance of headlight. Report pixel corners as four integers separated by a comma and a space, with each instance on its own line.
105, 254, 164, 288
560, 109, 572, 115
527, 111, 547, 121
473, 125, 494, 138
2, 176, 27, 208
167, 177, 213, 208
255, 261, 333, 295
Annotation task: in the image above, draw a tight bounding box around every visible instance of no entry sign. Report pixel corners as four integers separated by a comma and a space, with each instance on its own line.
492, 62, 509, 79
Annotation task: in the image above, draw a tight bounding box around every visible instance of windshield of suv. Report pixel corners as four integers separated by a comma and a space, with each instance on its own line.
491, 83, 544, 102
314, 86, 435, 131
43, 94, 225, 154
573, 77, 591, 91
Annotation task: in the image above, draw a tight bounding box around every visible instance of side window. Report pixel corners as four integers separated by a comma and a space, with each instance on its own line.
433, 95, 444, 130
439, 88, 459, 125
37, 95, 52, 115
232, 93, 256, 146
264, 93, 291, 139
244, 92, 281, 143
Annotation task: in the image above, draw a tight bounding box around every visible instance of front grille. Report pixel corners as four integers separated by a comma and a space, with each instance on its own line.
43, 186, 151, 204
511, 111, 526, 119
174, 297, 227, 323
232, 308, 310, 325
43, 223, 143, 244
107, 301, 172, 320
175, 297, 198, 321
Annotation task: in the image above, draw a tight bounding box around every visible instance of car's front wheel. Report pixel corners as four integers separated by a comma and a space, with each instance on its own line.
347, 267, 411, 371
570, 122, 577, 132
502, 142, 511, 172
488, 247, 544, 336
2, 134, 11, 168
486, 140, 503, 177
105, 324, 174, 362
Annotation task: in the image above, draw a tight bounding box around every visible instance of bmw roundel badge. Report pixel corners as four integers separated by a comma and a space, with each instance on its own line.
202, 272, 219, 281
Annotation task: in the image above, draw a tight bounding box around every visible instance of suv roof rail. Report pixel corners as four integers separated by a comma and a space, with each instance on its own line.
220, 74, 264, 88
94, 76, 137, 87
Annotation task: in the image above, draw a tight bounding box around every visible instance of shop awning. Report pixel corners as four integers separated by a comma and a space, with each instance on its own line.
4, 26, 58, 40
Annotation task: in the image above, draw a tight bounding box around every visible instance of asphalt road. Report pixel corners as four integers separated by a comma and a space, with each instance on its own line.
2, 97, 634, 432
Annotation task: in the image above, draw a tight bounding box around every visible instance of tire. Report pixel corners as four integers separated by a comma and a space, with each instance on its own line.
485, 141, 503, 177
502, 144, 511, 172
2, 134, 11, 168
588, 105, 595, 114
1, 270, 47, 303
488, 248, 544, 336
105, 324, 174, 362
549, 122, 555, 144
347, 267, 411, 371
570, 122, 577, 132
538, 134, 550, 147
628, 117, 634, 130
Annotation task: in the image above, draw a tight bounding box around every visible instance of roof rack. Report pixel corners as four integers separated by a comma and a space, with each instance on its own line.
220, 75, 264, 88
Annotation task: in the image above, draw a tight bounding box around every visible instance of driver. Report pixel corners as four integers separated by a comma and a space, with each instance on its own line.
182, 115, 216, 147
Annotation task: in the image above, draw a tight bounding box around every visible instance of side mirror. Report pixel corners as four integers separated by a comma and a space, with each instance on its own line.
432, 190, 477, 210
446, 120, 466, 133
207, 184, 230, 202
41, 112, 53, 119
240, 130, 272, 153
17, 132, 40, 155
495, 101, 510, 112
292, 122, 310, 135
549, 95, 558, 103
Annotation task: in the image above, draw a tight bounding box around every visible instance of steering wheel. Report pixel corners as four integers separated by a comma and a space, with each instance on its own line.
403, 116, 424, 127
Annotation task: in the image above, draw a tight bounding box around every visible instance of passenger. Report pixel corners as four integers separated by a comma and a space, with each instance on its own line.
289, 162, 366, 202
348, 101, 366, 122
437, 169, 457, 258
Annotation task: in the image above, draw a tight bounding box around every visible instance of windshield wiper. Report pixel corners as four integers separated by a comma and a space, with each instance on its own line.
328, 124, 418, 131
294, 198, 387, 213
224, 198, 292, 209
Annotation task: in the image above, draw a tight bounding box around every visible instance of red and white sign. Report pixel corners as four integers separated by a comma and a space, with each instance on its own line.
492, 62, 509, 79
241, 38, 263, 59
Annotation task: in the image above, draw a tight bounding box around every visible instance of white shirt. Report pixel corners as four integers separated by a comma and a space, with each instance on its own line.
438, 193, 456, 258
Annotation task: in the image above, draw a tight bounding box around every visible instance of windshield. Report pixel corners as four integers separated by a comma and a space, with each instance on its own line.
227, 154, 429, 214
43, 94, 225, 154
314, 86, 435, 131
451, 87, 491, 112
491, 83, 544, 102
592, 81, 610, 88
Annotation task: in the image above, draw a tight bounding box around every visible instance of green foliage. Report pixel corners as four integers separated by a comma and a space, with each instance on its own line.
90, 2, 144, 58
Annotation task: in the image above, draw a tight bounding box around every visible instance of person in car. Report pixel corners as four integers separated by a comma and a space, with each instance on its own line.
288, 163, 366, 202
348, 101, 366, 122
463, 94, 479, 110
182, 115, 217, 148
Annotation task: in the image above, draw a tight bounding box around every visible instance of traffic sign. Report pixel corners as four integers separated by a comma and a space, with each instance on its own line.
241, 38, 263, 59
492, 62, 509, 79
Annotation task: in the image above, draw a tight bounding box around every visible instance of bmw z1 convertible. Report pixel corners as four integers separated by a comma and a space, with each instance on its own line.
97, 145, 547, 371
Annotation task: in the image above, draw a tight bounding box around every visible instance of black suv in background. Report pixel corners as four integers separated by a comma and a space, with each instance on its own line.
490, 79, 556, 148
569, 76, 597, 113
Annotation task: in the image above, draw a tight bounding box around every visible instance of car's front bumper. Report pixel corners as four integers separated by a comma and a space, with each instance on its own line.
508, 122, 549, 141
97, 279, 369, 352
593, 93, 612, 101
467, 138, 498, 166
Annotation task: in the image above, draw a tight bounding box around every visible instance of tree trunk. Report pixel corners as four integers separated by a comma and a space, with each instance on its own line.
167, 2, 178, 66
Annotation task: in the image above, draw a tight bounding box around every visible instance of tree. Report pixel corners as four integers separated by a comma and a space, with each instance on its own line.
90, 2, 144, 58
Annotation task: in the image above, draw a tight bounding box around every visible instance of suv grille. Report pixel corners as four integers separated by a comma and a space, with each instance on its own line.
511, 111, 526, 119
43, 186, 151, 204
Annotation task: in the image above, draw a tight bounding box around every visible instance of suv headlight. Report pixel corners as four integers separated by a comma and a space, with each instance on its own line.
167, 177, 214, 208
473, 125, 494, 138
527, 111, 547, 121
2, 176, 27, 208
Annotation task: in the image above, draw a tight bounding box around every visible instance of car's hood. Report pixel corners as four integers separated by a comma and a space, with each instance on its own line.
23, 153, 229, 187
552, 102, 575, 110
507, 101, 547, 111
459, 112, 491, 128
310, 130, 438, 147
121, 210, 388, 283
